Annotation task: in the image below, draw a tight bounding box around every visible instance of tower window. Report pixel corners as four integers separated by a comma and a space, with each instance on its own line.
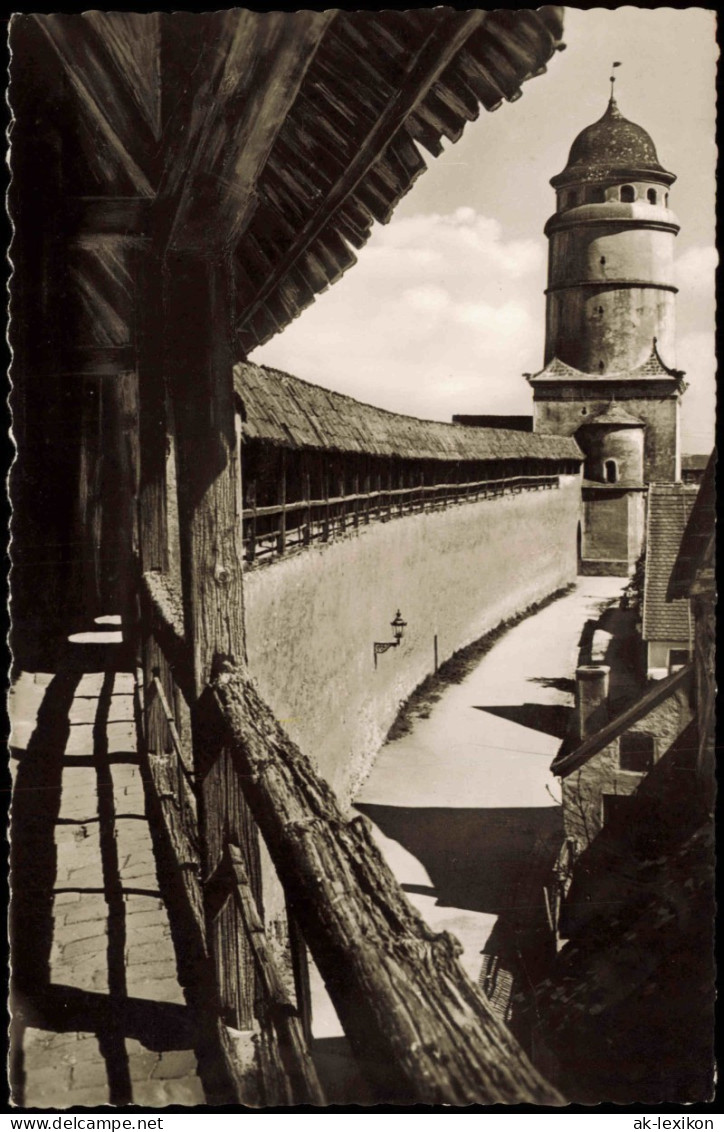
619, 732, 654, 773
604, 459, 618, 484
647, 188, 658, 204
566, 191, 579, 209
589, 186, 605, 204
620, 184, 636, 203
598, 306, 604, 315
665, 192, 670, 206
600, 256, 606, 266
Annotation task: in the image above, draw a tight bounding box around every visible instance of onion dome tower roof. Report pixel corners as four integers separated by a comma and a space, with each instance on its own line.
551, 96, 676, 188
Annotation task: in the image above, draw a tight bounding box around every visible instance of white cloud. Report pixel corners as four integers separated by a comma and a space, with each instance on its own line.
678, 330, 717, 454
252, 209, 544, 422
675, 245, 718, 294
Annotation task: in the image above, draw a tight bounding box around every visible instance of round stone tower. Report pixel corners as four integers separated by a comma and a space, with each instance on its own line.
544, 94, 679, 374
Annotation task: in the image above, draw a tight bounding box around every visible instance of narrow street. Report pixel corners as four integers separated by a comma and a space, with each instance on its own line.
311, 576, 626, 1080
355, 576, 628, 982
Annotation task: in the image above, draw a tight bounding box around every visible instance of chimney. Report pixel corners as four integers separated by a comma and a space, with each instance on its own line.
575, 665, 610, 739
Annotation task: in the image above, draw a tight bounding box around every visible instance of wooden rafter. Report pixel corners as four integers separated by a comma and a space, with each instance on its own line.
157, 10, 336, 255
32, 13, 159, 197
237, 10, 487, 332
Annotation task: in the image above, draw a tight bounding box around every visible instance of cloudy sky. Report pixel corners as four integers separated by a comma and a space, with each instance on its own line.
253, 8, 717, 454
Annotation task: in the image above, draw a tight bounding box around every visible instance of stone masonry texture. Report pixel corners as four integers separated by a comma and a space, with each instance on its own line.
9, 664, 206, 1108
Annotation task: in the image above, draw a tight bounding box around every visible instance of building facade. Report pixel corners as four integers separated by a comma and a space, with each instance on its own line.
527, 93, 687, 575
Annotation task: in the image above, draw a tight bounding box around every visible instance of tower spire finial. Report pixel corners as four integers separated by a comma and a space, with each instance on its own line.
609, 60, 622, 106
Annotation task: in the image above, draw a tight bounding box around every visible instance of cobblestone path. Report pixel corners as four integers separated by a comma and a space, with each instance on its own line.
9, 660, 206, 1108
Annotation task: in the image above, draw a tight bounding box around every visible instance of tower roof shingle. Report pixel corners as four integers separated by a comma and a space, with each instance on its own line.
551, 97, 676, 189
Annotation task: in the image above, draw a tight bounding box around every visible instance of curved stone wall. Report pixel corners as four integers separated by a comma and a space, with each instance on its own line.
244, 474, 581, 804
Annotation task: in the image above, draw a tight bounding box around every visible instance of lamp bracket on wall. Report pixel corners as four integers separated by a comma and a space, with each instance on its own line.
373, 610, 407, 668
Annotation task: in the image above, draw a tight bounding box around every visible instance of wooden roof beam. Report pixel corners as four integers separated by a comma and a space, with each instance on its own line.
158, 10, 335, 256
238, 10, 487, 332
31, 13, 159, 197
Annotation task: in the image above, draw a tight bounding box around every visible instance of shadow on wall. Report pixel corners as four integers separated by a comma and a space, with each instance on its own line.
354, 803, 562, 917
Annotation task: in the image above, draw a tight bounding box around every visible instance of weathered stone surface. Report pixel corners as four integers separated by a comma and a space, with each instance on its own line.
126, 940, 177, 967
62, 897, 110, 925
54, 918, 107, 945
12, 671, 205, 1109
125, 975, 186, 1004
131, 1077, 206, 1107
152, 1049, 199, 1079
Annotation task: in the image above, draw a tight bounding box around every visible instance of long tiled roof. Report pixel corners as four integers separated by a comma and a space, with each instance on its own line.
235, 362, 583, 463
642, 484, 699, 642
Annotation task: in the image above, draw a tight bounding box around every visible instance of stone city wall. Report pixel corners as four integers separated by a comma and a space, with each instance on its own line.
245, 474, 581, 804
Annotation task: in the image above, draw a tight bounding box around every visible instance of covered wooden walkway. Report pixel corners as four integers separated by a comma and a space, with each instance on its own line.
9, 631, 206, 1107
10, 9, 568, 1107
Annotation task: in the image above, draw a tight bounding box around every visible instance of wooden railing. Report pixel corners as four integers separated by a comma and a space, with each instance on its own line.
138, 570, 324, 1106
136, 568, 563, 1106
243, 473, 559, 562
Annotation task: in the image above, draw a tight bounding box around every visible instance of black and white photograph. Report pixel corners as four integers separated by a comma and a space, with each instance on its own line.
6, 5, 717, 1112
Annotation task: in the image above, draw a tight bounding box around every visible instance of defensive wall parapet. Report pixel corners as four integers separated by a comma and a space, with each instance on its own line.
245, 473, 582, 802
236, 362, 583, 801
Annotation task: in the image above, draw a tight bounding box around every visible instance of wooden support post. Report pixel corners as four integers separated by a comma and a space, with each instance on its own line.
165, 250, 261, 1054
353, 465, 360, 529
277, 449, 287, 557
338, 465, 346, 535
246, 481, 257, 563
322, 459, 330, 541
364, 461, 371, 524
136, 246, 179, 762
302, 456, 311, 546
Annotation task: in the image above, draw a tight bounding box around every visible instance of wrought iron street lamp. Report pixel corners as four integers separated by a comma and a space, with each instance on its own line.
374, 610, 407, 668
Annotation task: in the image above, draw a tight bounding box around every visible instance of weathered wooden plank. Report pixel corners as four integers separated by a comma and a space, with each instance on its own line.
228, 846, 326, 1107
404, 113, 445, 158
159, 10, 335, 253
212, 664, 565, 1106
32, 14, 157, 195
164, 253, 269, 1089
309, 230, 357, 288
415, 91, 467, 144
454, 49, 506, 111
433, 75, 481, 122
83, 12, 161, 139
